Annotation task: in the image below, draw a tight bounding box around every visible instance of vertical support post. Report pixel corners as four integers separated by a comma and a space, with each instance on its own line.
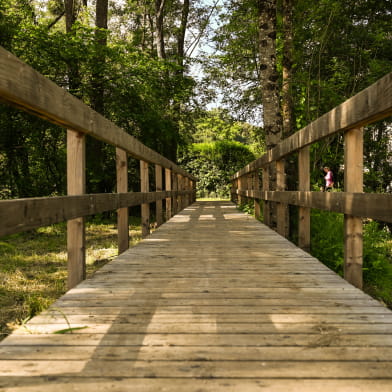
67, 130, 86, 290
140, 160, 150, 237
184, 177, 190, 207
253, 171, 261, 220
344, 127, 364, 289
172, 171, 178, 214
155, 164, 163, 227
116, 148, 129, 254
276, 159, 287, 236
165, 168, 172, 220
238, 175, 244, 206
178, 174, 183, 211
262, 166, 270, 226
298, 146, 310, 252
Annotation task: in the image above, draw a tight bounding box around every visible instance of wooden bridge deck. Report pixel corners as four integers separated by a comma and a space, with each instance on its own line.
1, 200, 392, 391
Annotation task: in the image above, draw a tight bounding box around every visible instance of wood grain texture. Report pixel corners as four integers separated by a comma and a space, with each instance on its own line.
66, 130, 86, 289
298, 146, 310, 251
116, 148, 129, 254
0, 47, 195, 180
1, 201, 392, 391
236, 190, 392, 223
233, 71, 392, 178
155, 164, 163, 227
140, 160, 150, 237
344, 127, 364, 288
0, 191, 193, 237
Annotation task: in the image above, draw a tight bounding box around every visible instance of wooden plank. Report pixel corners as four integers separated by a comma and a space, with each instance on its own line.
140, 160, 150, 237
66, 130, 86, 290
298, 146, 310, 251
0, 47, 195, 180
3, 345, 392, 361
165, 168, 172, 220
116, 148, 129, 253
236, 190, 392, 223
0, 191, 193, 237
232, 71, 392, 178
253, 171, 261, 219
262, 166, 270, 226
276, 160, 288, 236
155, 164, 163, 227
344, 127, 364, 289
0, 378, 391, 392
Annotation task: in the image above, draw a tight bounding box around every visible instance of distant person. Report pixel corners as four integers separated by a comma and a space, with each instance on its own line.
323, 167, 334, 191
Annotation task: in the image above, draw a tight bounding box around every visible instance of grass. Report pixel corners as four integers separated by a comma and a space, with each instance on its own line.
0, 217, 142, 341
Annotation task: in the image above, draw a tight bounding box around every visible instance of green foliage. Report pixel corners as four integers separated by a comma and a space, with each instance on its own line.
311, 210, 392, 306
189, 109, 265, 155
179, 140, 255, 198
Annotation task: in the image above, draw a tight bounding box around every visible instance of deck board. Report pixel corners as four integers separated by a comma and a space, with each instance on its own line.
1, 200, 392, 391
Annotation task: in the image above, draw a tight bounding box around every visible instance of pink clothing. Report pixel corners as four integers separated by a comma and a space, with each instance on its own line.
324, 170, 334, 187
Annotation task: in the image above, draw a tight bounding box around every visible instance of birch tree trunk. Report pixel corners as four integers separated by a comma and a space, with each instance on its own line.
257, 0, 283, 230
155, 0, 166, 59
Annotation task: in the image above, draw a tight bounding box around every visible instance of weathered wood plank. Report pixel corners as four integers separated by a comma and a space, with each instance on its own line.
0, 190, 193, 237
116, 148, 129, 253
140, 160, 150, 237
0, 378, 391, 392
0, 47, 196, 180
344, 127, 364, 288
298, 146, 310, 251
236, 190, 392, 223
66, 130, 86, 289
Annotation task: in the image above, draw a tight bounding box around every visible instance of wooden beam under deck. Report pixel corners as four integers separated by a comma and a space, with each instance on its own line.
1, 201, 392, 391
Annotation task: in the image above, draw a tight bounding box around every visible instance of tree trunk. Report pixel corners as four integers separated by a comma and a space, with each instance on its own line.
257, 0, 283, 230
64, 0, 81, 97
177, 0, 190, 69
155, 0, 166, 59
92, 0, 108, 114
88, 0, 109, 193
282, 0, 294, 138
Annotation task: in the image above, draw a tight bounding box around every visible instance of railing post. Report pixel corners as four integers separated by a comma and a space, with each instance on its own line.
344, 127, 364, 289
116, 148, 129, 254
165, 168, 172, 220
178, 174, 183, 211
67, 130, 86, 290
155, 164, 163, 227
262, 166, 270, 226
276, 159, 288, 237
172, 172, 178, 214
140, 160, 150, 237
253, 171, 261, 220
238, 175, 244, 206
298, 146, 310, 252
185, 177, 190, 207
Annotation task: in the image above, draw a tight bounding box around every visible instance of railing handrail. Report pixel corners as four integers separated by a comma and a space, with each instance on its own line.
0, 47, 196, 181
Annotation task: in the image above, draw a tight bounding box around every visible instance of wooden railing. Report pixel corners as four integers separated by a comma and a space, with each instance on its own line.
231, 72, 392, 290
0, 47, 196, 289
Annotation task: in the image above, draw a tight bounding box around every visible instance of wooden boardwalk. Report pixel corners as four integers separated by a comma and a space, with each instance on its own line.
1, 200, 392, 391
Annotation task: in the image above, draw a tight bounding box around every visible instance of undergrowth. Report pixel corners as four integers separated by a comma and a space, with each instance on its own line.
311, 210, 392, 307
0, 217, 142, 340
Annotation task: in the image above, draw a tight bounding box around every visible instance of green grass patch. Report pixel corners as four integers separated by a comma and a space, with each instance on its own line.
0, 217, 142, 340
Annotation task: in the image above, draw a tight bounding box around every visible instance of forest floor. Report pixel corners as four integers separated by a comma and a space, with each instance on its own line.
0, 217, 142, 341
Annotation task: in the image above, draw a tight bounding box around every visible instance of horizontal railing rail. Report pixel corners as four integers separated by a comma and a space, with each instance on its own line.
232, 72, 392, 290
0, 46, 196, 289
